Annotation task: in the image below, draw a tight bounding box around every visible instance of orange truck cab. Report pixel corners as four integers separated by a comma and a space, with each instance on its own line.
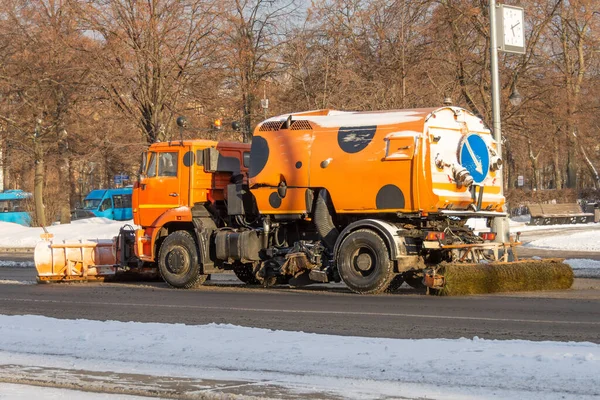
133, 140, 250, 267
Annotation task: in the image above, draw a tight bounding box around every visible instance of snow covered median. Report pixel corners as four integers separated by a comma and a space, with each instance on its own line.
0, 315, 598, 400
0, 219, 132, 248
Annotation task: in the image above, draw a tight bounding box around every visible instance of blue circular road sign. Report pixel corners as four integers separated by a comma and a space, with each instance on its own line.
459, 134, 490, 184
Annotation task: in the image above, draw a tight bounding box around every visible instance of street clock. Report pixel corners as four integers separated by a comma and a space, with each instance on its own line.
496, 4, 525, 54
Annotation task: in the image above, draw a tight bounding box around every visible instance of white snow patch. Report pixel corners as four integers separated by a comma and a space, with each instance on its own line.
0, 219, 134, 248
0, 315, 598, 400
0, 280, 35, 285
526, 231, 600, 252
565, 259, 600, 278
265, 110, 423, 128
0, 383, 157, 399
0, 260, 34, 268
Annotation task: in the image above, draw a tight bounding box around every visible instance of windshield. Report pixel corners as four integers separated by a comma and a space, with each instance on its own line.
0, 199, 25, 212
140, 151, 148, 176
147, 152, 157, 177
83, 199, 101, 210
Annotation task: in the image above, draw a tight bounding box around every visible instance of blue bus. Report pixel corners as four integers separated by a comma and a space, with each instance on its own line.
0, 189, 32, 226
82, 187, 133, 220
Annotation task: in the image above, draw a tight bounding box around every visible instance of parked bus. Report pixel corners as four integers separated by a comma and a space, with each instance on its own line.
82, 187, 133, 220
0, 189, 32, 226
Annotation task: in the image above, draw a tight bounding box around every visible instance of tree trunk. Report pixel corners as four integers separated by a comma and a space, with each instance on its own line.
242, 90, 254, 143
504, 138, 515, 189
574, 130, 600, 189
0, 136, 6, 191
33, 135, 46, 227
58, 129, 71, 224
566, 129, 577, 188
552, 134, 563, 189
527, 139, 541, 190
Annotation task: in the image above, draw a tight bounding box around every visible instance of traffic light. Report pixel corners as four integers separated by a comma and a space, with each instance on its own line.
213, 118, 222, 130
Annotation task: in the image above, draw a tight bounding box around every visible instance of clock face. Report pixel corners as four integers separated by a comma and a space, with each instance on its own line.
503, 7, 524, 48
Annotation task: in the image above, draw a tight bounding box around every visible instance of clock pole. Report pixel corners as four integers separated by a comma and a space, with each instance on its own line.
489, 0, 509, 242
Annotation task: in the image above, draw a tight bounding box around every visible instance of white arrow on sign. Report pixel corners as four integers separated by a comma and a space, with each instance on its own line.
464, 139, 483, 174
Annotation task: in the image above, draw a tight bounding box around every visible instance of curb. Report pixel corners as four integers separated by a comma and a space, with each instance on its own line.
0, 247, 35, 253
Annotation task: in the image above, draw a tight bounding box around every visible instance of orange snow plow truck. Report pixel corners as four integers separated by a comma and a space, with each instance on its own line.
35, 107, 573, 295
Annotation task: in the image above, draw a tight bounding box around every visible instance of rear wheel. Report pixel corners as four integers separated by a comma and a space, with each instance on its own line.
158, 231, 208, 288
337, 229, 394, 294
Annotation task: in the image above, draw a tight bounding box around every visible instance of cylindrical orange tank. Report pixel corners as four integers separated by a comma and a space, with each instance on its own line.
35, 239, 117, 282
249, 106, 504, 216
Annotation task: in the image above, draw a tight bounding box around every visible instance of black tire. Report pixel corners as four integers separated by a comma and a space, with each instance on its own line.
158, 231, 208, 289
337, 229, 394, 294
386, 275, 405, 293
233, 262, 260, 284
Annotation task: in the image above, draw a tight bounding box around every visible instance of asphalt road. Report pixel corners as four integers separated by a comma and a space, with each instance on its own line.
1, 224, 600, 344
0, 258, 599, 344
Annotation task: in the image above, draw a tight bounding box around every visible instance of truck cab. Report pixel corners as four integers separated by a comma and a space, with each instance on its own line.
133, 140, 251, 263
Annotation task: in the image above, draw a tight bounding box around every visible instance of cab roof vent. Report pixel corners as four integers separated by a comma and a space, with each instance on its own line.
258, 120, 313, 131
290, 120, 313, 130
259, 121, 282, 131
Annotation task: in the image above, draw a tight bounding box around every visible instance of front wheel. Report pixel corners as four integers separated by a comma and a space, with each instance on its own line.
158, 231, 208, 289
337, 229, 394, 294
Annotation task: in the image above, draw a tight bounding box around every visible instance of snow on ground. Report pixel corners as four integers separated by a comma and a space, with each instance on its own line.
565, 259, 600, 278
0, 218, 132, 248
0, 221, 599, 398
2, 217, 600, 278
524, 230, 600, 252
0, 314, 598, 400
0, 383, 155, 400
2, 216, 599, 250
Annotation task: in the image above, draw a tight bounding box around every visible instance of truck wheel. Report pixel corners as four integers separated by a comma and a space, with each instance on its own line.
158, 231, 208, 289
337, 229, 394, 294
233, 262, 260, 285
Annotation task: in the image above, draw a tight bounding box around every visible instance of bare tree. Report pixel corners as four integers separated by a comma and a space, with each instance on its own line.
0, 0, 92, 225
74, 0, 221, 144
549, 1, 600, 189
221, 0, 299, 142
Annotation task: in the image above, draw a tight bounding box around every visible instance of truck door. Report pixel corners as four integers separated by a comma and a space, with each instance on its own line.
136, 150, 187, 227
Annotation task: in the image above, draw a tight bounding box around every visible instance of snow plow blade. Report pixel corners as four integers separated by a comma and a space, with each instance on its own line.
423, 258, 573, 296
34, 239, 158, 283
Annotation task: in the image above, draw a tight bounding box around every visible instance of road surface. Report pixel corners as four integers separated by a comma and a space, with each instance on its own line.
0, 256, 599, 343
1, 227, 600, 399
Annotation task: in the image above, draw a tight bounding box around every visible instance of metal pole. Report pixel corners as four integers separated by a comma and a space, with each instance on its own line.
489, 0, 509, 242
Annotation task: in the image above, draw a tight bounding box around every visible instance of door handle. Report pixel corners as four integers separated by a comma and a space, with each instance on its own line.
169, 192, 178, 197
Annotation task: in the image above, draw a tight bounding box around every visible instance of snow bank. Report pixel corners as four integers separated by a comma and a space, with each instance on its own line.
525, 230, 600, 252
566, 259, 600, 278
0, 315, 598, 400
0, 219, 132, 248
